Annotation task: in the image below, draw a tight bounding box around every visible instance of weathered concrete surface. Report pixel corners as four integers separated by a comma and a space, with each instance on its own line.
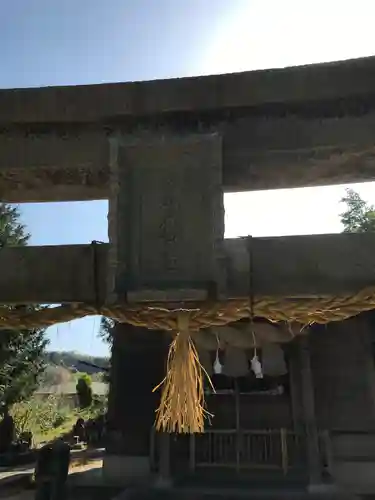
2, 56, 375, 124
107, 134, 224, 304
0, 130, 108, 202
2, 57, 375, 201
0, 243, 108, 304
3, 115, 375, 201
2, 232, 375, 304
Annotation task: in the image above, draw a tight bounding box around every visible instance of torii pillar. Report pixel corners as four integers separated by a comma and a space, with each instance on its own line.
103, 133, 224, 485
104, 325, 167, 484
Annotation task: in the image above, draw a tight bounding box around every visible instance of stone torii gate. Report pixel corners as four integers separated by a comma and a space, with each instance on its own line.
3, 56, 375, 486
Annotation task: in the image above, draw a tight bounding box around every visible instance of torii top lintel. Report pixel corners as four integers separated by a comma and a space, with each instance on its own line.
2, 56, 375, 124
1, 55, 375, 203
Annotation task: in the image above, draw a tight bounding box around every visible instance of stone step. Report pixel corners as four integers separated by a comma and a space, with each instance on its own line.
114, 486, 360, 500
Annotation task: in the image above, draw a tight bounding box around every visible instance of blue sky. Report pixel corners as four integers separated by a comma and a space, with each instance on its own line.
2, 0, 375, 357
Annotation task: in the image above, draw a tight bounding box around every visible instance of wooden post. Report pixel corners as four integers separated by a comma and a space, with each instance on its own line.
189, 434, 196, 472
285, 343, 304, 433
104, 324, 167, 485
280, 428, 288, 476
149, 428, 156, 472
155, 432, 171, 489
235, 378, 241, 473
298, 335, 323, 488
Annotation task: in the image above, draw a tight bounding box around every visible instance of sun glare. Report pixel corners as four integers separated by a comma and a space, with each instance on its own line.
199, 0, 375, 76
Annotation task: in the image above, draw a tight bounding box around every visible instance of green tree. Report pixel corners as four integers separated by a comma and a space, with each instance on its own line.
76, 374, 93, 408
0, 204, 48, 410
74, 372, 92, 386
99, 316, 115, 347
98, 317, 114, 383
340, 188, 375, 233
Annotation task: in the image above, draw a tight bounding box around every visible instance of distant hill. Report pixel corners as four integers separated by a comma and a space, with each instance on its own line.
38, 351, 110, 388
45, 351, 110, 374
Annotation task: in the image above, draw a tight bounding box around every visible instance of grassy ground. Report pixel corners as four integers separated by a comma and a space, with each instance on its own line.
32, 413, 77, 446
9, 395, 106, 447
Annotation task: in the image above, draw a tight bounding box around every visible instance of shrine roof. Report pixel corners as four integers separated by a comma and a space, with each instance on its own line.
1, 56, 375, 125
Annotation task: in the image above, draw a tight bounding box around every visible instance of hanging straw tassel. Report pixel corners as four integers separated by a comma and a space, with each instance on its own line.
153, 311, 211, 434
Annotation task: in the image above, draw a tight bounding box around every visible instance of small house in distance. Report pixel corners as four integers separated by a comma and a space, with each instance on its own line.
35, 382, 108, 409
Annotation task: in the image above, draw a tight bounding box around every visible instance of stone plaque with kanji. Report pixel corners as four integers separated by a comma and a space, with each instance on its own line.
107, 133, 224, 303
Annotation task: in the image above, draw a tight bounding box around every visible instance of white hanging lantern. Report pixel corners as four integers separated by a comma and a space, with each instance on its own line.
213, 333, 223, 374
249, 328, 263, 379
213, 353, 223, 374
251, 353, 263, 379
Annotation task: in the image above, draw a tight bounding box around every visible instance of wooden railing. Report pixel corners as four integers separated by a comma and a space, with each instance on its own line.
150, 428, 324, 476
189, 428, 305, 475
